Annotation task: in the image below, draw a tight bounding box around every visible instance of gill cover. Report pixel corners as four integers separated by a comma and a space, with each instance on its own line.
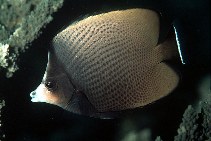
30, 51, 74, 108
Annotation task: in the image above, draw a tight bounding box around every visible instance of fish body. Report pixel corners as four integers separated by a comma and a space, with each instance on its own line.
30, 8, 179, 117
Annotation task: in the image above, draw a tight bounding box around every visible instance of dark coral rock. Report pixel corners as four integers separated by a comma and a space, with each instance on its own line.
156, 101, 211, 141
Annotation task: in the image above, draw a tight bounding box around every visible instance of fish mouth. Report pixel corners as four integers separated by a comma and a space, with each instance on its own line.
30, 91, 39, 102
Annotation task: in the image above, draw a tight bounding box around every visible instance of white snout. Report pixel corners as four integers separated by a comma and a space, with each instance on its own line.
30, 84, 47, 103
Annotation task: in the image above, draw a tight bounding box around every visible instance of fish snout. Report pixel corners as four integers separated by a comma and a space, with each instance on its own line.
30, 90, 40, 102
30, 91, 39, 102
30, 91, 36, 98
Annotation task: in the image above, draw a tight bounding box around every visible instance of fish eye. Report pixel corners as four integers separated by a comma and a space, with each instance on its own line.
45, 81, 57, 91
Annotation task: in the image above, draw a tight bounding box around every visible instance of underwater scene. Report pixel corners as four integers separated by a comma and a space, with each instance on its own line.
0, 0, 210, 141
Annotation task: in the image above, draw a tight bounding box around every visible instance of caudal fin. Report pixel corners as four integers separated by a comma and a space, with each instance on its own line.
155, 28, 179, 62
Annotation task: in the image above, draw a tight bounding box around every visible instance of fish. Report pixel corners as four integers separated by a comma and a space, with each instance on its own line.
30, 8, 179, 118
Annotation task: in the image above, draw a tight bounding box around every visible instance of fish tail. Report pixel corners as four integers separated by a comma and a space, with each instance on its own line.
144, 30, 180, 102
156, 30, 179, 61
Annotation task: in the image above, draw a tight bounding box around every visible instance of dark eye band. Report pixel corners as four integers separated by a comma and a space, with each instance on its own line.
45, 80, 57, 91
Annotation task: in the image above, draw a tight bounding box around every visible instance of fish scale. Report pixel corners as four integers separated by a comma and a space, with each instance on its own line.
31, 8, 179, 116
52, 8, 177, 112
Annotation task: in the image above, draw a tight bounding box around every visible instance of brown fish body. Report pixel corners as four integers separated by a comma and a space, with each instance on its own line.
30, 8, 179, 117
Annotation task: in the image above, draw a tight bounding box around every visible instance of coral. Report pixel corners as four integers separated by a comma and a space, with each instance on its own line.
0, 99, 5, 140
174, 105, 200, 141
156, 100, 211, 141
0, 43, 9, 68
198, 101, 211, 140
0, 0, 64, 77
155, 136, 163, 141
121, 129, 152, 141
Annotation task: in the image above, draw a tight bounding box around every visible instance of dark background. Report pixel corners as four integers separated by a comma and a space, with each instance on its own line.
0, 0, 210, 140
